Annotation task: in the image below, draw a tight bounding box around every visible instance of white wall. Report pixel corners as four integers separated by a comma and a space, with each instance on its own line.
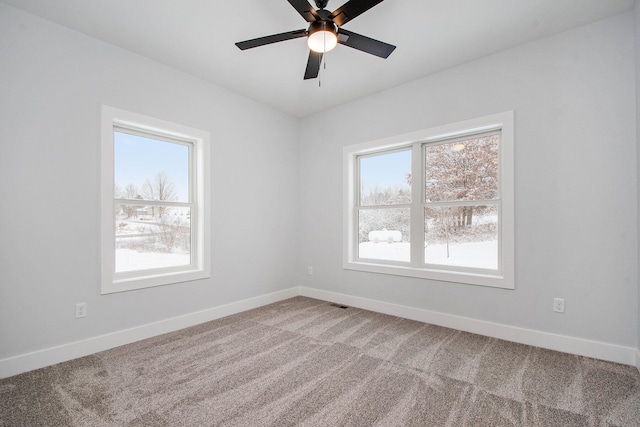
0, 4, 299, 361
299, 12, 638, 348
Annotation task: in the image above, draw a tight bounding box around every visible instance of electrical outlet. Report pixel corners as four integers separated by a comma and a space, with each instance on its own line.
553, 298, 565, 313
308, 266, 313, 275
76, 302, 87, 318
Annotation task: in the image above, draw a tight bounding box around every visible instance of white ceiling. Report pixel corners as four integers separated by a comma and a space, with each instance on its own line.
3, 0, 635, 117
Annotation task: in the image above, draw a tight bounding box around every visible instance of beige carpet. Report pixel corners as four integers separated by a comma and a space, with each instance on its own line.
1, 296, 639, 426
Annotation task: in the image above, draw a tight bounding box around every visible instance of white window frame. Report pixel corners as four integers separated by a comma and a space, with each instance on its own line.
100, 106, 211, 294
343, 112, 514, 289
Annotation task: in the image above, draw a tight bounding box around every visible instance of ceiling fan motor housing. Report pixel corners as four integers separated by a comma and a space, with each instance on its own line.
308, 20, 337, 37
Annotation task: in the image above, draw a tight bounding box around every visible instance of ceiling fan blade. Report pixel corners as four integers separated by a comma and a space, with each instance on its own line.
304, 50, 323, 79
337, 28, 395, 58
287, 0, 320, 22
235, 29, 307, 50
329, 0, 384, 27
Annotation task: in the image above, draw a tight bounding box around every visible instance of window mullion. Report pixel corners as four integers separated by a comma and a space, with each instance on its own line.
114, 199, 192, 208
357, 204, 412, 210
424, 199, 499, 209
410, 143, 423, 267
352, 153, 361, 262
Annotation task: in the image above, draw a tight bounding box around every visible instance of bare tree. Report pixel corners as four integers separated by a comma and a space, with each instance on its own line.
118, 184, 140, 218
141, 172, 178, 217
124, 183, 138, 200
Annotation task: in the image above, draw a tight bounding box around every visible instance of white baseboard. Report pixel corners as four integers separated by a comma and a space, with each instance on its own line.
299, 287, 637, 367
2, 286, 636, 379
0, 287, 298, 379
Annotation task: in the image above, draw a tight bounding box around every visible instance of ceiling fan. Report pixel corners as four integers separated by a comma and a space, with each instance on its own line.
235, 0, 396, 80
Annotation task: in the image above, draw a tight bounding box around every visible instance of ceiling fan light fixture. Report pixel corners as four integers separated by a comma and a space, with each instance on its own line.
307, 21, 338, 53
235, 0, 396, 80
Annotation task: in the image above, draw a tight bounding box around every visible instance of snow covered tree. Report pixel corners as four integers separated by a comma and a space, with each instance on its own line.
425, 134, 498, 230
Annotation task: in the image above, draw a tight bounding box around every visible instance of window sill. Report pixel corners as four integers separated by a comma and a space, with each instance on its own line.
101, 268, 210, 295
343, 260, 513, 289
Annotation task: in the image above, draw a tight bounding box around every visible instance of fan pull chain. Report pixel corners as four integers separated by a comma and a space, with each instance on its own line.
319, 57, 326, 87
319, 32, 326, 87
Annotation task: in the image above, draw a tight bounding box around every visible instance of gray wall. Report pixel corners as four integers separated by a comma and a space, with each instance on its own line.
298, 12, 638, 347
1, 3, 639, 365
0, 4, 299, 360
636, 1, 640, 362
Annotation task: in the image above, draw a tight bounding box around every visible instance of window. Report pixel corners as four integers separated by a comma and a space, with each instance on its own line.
101, 106, 210, 294
358, 148, 412, 263
344, 112, 514, 289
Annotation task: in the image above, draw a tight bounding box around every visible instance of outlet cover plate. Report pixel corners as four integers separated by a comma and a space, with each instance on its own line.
553, 298, 565, 313
76, 302, 87, 318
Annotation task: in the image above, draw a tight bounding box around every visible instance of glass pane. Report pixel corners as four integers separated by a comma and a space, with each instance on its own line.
114, 131, 190, 203
115, 204, 191, 272
424, 205, 498, 270
359, 149, 411, 206
358, 208, 410, 262
425, 133, 499, 202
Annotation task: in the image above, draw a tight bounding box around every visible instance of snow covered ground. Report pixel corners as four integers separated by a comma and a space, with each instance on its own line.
116, 249, 190, 272
115, 216, 190, 272
359, 240, 497, 269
